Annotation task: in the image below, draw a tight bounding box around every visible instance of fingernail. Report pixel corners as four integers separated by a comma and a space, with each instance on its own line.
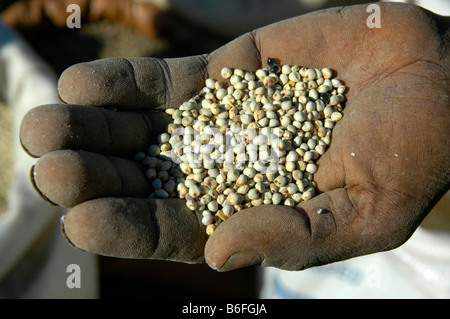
19, 137, 38, 158
60, 215, 87, 252
218, 251, 263, 272
30, 165, 57, 206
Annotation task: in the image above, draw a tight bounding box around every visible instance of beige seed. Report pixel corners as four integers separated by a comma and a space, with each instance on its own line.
227, 193, 242, 205
206, 224, 216, 235
186, 199, 197, 211
216, 210, 229, 222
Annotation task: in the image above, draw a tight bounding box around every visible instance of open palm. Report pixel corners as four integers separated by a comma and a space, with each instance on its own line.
20, 3, 449, 271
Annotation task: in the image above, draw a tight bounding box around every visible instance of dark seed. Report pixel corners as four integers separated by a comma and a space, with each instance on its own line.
319, 93, 330, 104
270, 64, 281, 74
267, 57, 276, 66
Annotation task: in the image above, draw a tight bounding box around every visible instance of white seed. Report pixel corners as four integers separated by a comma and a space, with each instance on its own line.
274, 176, 288, 187
318, 85, 331, 94
302, 188, 315, 201
286, 150, 299, 162
321, 68, 333, 79
177, 183, 188, 196
200, 194, 212, 205
243, 167, 257, 178
272, 193, 283, 205
207, 200, 219, 212
248, 188, 259, 200
203, 176, 218, 189
251, 198, 264, 206
137, 62, 346, 235
292, 170, 303, 181
222, 204, 234, 216
284, 198, 296, 207
285, 161, 297, 172
237, 185, 250, 194
308, 89, 319, 100
331, 111, 343, 122
227, 169, 240, 182
202, 214, 214, 226
302, 121, 314, 132
205, 224, 215, 235
189, 185, 202, 198
330, 95, 340, 106
236, 174, 248, 186
288, 71, 301, 82
281, 64, 291, 74
287, 183, 298, 194
255, 182, 265, 193
227, 193, 242, 205
205, 78, 215, 89
306, 163, 317, 174
221, 67, 232, 79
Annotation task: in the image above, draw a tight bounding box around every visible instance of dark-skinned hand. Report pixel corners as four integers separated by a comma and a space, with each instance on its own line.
20, 2, 450, 271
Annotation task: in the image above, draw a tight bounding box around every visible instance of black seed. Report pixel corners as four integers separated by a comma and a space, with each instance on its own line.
319, 93, 330, 104
270, 64, 281, 74
267, 57, 276, 66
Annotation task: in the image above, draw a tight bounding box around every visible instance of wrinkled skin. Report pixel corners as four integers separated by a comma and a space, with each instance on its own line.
20, 3, 450, 271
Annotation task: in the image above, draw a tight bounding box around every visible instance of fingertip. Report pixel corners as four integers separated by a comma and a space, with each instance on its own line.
204, 206, 288, 271
30, 164, 58, 206
33, 151, 89, 208
19, 104, 69, 157
207, 251, 264, 272
57, 58, 138, 107
62, 200, 111, 253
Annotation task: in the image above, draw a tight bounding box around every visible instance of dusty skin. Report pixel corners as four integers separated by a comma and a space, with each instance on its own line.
20, 3, 450, 271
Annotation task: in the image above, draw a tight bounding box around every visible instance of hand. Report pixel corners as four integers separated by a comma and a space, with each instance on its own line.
20, 2, 450, 271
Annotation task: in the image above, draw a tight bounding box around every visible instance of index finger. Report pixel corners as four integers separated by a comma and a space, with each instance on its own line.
57, 56, 209, 110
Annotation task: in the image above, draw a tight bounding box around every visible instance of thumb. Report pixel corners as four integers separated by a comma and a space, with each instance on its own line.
204, 188, 379, 272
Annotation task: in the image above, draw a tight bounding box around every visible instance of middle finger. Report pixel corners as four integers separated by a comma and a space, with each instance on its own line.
20, 104, 171, 158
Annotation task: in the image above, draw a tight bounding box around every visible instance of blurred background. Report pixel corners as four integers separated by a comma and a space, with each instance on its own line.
0, 0, 448, 299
